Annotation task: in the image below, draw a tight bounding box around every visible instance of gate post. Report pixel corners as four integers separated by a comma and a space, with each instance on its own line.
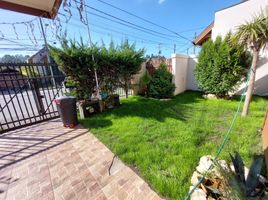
30, 78, 45, 115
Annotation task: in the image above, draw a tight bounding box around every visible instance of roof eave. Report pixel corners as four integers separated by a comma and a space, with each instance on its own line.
193, 22, 214, 46
0, 0, 62, 19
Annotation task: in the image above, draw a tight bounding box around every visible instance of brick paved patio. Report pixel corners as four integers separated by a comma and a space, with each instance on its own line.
0, 119, 163, 200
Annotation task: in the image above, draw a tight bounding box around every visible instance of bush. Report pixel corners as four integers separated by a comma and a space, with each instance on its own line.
49, 38, 144, 99
195, 36, 251, 97
148, 64, 175, 99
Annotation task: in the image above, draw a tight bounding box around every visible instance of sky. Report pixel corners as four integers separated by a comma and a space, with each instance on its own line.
0, 0, 240, 58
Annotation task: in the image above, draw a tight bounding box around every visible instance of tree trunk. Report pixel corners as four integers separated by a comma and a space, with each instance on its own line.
241, 50, 259, 116
124, 79, 129, 98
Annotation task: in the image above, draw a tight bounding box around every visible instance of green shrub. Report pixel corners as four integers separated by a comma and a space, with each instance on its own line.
49, 38, 144, 99
195, 36, 251, 98
148, 64, 175, 99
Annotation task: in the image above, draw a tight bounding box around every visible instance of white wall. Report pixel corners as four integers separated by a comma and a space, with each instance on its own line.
186, 55, 199, 91
212, 0, 268, 96
171, 54, 199, 95
171, 54, 189, 95
212, 0, 268, 40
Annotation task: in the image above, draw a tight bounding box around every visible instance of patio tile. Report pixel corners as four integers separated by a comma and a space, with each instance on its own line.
0, 119, 163, 200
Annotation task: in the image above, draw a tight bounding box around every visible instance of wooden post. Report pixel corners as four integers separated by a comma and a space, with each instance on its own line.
262, 107, 268, 176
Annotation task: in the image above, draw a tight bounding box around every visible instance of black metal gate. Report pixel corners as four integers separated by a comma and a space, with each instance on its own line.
0, 63, 66, 133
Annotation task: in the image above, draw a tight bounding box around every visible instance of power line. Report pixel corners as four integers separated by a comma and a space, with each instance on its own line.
72, 0, 190, 42
59, 13, 187, 47
0, 18, 37, 25
92, 0, 192, 42
61, 10, 181, 42
60, 20, 175, 49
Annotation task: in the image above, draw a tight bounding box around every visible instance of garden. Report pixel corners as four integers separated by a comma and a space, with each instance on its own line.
49, 11, 268, 200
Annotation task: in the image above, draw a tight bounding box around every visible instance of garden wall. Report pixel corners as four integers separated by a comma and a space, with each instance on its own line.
171, 54, 199, 95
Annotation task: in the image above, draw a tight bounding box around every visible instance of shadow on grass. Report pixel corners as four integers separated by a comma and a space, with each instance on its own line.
80, 91, 206, 129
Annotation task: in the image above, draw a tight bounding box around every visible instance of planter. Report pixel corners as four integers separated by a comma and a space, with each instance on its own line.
78, 100, 100, 119
78, 95, 120, 119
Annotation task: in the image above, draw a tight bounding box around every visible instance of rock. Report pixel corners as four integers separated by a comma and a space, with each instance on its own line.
196, 155, 214, 174
207, 196, 216, 200
218, 160, 230, 172
191, 171, 201, 185
189, 186, 206, 200
204, 94, 218, 100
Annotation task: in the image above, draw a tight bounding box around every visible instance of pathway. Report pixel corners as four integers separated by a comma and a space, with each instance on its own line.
0, 119, 162, 200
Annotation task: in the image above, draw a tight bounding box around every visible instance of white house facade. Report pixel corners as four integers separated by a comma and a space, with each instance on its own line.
173, 0, 268, 96
211, 0, 268, 96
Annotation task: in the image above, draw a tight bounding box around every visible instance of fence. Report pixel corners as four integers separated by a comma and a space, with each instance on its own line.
0, 63, 66, 133
115, 87, 133, 98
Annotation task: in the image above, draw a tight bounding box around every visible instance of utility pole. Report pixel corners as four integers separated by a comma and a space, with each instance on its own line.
83, 0, 100, 99
158, 43, 161, 59
173, 44, 176, 54
193, 32, 197, 55
39, 17, 55, 87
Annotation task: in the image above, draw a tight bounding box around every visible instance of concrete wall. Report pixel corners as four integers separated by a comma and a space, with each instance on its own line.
171, 54, 189, 95
171, 54, 199, 95
186, 55, 199, 91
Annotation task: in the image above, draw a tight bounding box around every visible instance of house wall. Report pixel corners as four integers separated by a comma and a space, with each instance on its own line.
212, 0, 268, 40
211, 0, 268, 96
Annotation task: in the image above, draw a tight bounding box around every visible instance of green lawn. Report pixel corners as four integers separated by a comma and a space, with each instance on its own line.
80, 91, 267, 199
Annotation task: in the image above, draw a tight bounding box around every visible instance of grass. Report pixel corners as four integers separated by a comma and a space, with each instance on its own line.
80, 91, 268, 199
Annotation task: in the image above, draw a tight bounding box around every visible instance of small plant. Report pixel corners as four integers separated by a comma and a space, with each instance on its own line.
148, 63, 175, 99
229, 151, 267, 198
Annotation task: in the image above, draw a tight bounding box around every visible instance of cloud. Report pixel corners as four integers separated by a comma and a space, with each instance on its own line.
158, 0, 166, 4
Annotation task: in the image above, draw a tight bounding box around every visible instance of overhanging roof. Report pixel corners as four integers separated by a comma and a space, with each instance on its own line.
0, 0, 62, 19
193, 22, 214, 46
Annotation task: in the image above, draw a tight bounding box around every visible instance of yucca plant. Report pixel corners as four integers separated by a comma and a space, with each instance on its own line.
229, 151, 267, 198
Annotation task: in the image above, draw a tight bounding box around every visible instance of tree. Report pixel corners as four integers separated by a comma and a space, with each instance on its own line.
117, 40, 145, 98
233, 11, 268, 116
49, 37, 144, 99
195, 36, 250, 98
0, 54, 30, 63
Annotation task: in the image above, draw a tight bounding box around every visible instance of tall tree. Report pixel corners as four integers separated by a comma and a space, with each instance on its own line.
233, 11, 268, 116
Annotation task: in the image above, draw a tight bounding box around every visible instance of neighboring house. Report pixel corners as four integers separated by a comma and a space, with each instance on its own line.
145, 57, 172, 74
27, 47, 51, 76
193, 0, 268, 96
27, 47, 49, 64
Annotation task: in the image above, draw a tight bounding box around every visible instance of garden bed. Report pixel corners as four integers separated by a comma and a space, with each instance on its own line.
80, 91, 268, 199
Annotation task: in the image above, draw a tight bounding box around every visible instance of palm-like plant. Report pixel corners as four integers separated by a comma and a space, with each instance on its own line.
233, 10, 268, 116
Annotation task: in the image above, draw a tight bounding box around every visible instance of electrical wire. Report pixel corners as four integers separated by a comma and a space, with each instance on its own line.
72, 0, 191, 41
59, 13, 186, 47
91, 0, 192, 42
